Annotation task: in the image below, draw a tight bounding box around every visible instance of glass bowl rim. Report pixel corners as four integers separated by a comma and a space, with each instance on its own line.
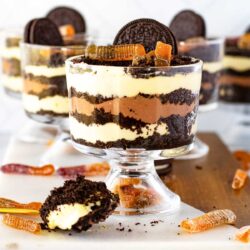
20, 33, 93, 50
179, 37, 224, 46
66, 54, 203, 70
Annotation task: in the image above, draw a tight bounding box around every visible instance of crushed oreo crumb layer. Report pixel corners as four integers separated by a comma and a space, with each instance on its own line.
225, 46, 250, 57
69, 87, 198, 105
219, 84, 250, 103
71, 112, 196, 150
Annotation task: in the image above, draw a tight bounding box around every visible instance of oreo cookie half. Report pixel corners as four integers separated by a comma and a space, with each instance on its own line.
113, 18, 178, 54
169, 10, 206, 41
24, 18, 63, 46
46, 6, 86, 33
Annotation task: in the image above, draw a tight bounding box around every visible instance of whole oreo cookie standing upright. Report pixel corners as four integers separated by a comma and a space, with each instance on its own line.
24, 19, 37, 43
169, 10, 206, 41
24, 18, 63, 46
113, 18, 178, 54
46, 6, 86, 33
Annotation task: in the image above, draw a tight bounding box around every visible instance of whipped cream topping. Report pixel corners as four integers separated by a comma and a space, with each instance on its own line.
67, 65, 201, 98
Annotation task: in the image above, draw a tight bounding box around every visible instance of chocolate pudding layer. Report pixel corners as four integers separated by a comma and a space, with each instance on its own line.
179, 38, 223, 106
66, 56, 202, 150
220, 47, 250, 103
1, 36, 22, 95
22, 44, 85, 118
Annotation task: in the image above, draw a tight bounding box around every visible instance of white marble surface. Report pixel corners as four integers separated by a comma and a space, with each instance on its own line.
0, 146, 245, 250
0, 170, 242, 250
0, 0, 249, 39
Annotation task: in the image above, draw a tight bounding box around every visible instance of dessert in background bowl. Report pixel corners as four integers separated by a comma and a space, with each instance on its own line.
169, 10, 223, 160
21, 8, 89, 127
220, 32, 250, 103
170, 10, 224, 111
21, 42, 85, 125
0, 29, 22, 98
66, 18, 202, 215
21, 7, 93, 166
178, 38, 224, 110
219, 29, 250, 148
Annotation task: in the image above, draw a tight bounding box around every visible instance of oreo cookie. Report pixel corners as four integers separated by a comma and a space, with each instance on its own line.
169, 10, 206, 41
24, 19, 37, 44
24, 18, 63, 46
46, 6, 86, 33
246, 26, 250, 34
113, 18, 178, 54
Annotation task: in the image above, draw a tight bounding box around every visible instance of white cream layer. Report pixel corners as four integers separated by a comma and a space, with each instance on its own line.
24, 65, 65, 78
2, 75, 22, 92
67, 66, 201, 98
47, 203, 92, 230
203, 61, 222, 73
23, 94, 69, 114
223, 56, 250, 71
70, 116, 170, 143
1, 47, 20, 60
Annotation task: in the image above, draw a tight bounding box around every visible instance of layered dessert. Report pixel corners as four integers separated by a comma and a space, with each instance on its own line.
220, 33, 250, 102
22, 17, 86, 123
1, 33, 22, 97
40, 176, 119, 231
170, 10, 223, 108
67, 53, 201, 150
67, 18, 202, 151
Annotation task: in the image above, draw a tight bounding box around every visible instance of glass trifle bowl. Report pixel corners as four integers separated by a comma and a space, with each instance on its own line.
21, 42, 87, 165
178, 38, 224, 159
66, 49, 202, 215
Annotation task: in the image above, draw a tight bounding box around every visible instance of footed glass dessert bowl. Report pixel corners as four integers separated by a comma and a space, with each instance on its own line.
21, 42, 87, 165
219, 34, 250, 149
66, 49, 202, 215
179, 38, 224, 111
177, 37, 224, 159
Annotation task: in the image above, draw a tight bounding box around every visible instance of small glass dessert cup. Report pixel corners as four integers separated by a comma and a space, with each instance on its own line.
0, 28, 22, 99
20, 42, 86, 166
178, 37, 224, 159
66, 54, 202, 215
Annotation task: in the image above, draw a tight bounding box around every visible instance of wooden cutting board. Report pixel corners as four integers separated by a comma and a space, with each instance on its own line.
166, 132, 250, 228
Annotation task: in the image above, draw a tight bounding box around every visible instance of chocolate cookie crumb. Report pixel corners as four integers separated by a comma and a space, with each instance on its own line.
195, 165, 203, 170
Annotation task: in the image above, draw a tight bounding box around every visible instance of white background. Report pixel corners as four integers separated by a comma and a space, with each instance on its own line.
0, 0, 249, 154
0, 0, 249, 39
